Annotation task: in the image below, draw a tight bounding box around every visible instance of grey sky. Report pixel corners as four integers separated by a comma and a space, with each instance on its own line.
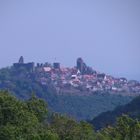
0, 0, 140, 80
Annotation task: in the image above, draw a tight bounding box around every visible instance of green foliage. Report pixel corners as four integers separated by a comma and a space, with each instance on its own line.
0, 90, 95, 140
78, 121, 95, 140
96, 127, 118, 140
49, 94, 133, 120
0, 67, 133, 120
96, 115, 140, 140
26, 94, 48, 122
115, 115, 140, 140
91, 95, 140, 129
0, 90, 58, 140
0, 90, 140, 140
50, 113, 95, 140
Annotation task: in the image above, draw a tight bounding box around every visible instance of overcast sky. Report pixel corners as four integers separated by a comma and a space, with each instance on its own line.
0, 0, 140, 80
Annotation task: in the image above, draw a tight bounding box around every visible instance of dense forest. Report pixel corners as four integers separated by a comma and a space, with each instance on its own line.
0, 90, 140, 140
91, 95, 140, 130
0, 67, 134, 120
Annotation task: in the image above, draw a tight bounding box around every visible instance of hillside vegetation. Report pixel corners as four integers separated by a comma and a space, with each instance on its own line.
0, 90, 140, 140
90, 95, 140, 129
0, 67, 134, 120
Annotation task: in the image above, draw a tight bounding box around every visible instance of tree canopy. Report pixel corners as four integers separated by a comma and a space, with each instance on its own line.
0, 90, 140, 140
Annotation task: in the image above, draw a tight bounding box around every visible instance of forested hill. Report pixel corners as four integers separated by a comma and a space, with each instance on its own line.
90, 95, 140, 130
1, 90, 140, 140
0, 66, 135, 120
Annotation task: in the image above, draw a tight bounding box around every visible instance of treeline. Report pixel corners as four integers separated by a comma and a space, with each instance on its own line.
0, 90, 140, 140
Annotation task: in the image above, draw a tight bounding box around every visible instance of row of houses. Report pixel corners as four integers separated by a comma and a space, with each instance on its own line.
36, 65, 140, 94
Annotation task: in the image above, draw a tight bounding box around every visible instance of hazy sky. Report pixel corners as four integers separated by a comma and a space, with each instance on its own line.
0, 0, 140, 80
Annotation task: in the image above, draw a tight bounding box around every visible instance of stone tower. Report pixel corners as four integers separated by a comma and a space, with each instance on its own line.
76, 57, 84, 73
18, 56, 24, 64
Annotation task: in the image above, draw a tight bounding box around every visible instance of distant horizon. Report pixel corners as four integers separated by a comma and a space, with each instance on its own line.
0, 0, 140, 81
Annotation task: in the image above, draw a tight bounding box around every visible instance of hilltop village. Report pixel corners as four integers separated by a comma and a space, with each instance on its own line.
12, 56, 140, 95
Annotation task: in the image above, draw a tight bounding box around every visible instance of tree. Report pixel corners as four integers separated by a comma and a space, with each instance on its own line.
0, 90, 57, 140
50, 113, 95, 140
115, 115, 140, 140
26, 94, 48, 122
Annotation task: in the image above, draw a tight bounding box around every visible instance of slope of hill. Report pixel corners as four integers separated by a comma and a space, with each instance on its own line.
1, 90, 140, 140
0, 66, 135, 120
90, 95, 140, 129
